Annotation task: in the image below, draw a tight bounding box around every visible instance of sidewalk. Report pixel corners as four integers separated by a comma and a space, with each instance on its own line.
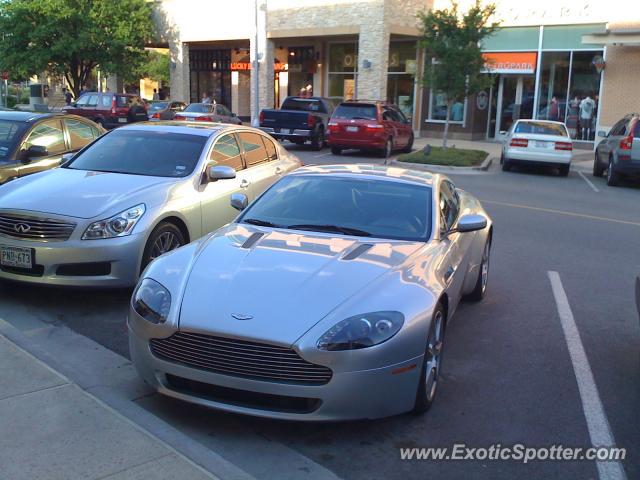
0, 333, 216, 480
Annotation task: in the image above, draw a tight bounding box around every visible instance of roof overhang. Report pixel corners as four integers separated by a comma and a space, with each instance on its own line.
583, 22, 640, 46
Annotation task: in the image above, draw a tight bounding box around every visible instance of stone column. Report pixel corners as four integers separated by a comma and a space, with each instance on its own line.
356, 1, 389, 101
169, 41, 190, 103
250, 0, 273, 124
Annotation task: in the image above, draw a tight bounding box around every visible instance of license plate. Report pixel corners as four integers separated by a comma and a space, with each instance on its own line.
346, 126, 358, 132
535, 140, 550, 148
0, 246, 33, 269
118, 118, 128, 123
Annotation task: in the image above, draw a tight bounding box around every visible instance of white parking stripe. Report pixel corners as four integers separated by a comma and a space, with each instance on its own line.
313, 152, 334, 158
578, 171, 600, 193
547, 271, 627, 480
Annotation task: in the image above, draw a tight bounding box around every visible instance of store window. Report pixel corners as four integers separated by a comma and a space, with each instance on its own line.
288, 46, 315, 97
387, 42, 417, 120
328, 43, 358, 101
536, 52, 570, 123
189, 49, 232, 106
566, 52, 602, 141
427, 90, 466, 123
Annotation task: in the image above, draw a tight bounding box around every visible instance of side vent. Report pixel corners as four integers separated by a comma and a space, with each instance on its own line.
241, 232, 264, 249
342, 243, 373, 261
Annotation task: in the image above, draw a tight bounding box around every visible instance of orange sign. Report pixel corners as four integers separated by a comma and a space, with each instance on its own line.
231, 62, 288, 72
482, 52, 537, 74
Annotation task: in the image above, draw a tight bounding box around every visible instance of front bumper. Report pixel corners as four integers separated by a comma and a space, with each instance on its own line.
0, 233, 145, 287
129, 321, 423, 421
259, 127, 314, 141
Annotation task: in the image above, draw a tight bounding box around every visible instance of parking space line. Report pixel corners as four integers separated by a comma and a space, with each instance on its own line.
313, 152, 334, 158
481, 200, 640, 227
547, 271, 627, 480
578, 171, 600, 193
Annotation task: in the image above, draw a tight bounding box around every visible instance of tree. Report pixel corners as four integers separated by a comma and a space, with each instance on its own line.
0, 0, 155, 98
418, 1, 498, 148
125, 50, 170, 87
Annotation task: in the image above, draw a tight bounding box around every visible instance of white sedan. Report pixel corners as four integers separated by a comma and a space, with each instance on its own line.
500, 120, 573, 176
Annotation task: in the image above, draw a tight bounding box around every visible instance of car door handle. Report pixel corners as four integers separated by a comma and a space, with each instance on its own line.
444, 265, 456, 284
240, 179, 251, 189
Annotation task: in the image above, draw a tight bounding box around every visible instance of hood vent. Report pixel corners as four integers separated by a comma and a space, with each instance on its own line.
342, 243, 373, 261
241, 232, 265, 249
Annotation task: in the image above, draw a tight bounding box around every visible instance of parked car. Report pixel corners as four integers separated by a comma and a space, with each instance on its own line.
636, 276, 640, 322
0, 111, 105, 185
500, 119, 573, 176
0, 122, 300, 287
174, 103, 242, 125
129, 164, 493, 420
326, 100, 414, 158
593, 113, 640, 186
259, 96, 333, 150
62, 92, 148, 129
148, 101, 187, 121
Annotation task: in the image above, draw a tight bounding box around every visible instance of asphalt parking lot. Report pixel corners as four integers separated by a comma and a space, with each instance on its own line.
1, 142, 638, 479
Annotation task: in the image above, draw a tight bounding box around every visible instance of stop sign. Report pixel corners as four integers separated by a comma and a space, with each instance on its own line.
0, 72, 7, 80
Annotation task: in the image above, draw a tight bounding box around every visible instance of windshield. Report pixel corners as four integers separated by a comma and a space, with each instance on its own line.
332, 104, 378, 121
240, 175, 432, 241
66, 129, 207, 177
184, 104, 213, 113
148, 102, 169, 112
0, 120, 25, 162
281, 98, 326, 113
514, 121, 568, 137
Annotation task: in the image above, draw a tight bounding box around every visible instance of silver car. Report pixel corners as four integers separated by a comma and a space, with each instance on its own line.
0, 122, 301, 287
129, 165, 493, 421
593, 113, 640, 186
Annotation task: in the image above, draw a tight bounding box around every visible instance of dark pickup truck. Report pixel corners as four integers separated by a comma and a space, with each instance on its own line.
259, 96, 333, 150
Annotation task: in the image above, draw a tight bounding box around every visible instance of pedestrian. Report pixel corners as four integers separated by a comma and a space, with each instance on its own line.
201, 91, 212, 104
548, 96, 560, 121
63, 87, 73, 106
579, 94, 595, 140
152, 88, 159, 101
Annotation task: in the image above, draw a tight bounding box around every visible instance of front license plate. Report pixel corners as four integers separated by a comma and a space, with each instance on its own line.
0, 246, 33, 269
118, 118, 128, 123
535, 140, 550, 148
346, 126, 358, 132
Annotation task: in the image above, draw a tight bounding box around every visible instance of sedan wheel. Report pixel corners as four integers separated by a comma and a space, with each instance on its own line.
380, 138, 393, 159
413, 304, 445, 414
141, 222, 186, 272
465, 236, 491, 301
606, 157, 620, 187
592, 152, 604, 177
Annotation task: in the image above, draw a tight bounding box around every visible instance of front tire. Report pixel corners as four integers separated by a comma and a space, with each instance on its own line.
558, 164, 570, 177
606, 157, 620, 186
141, 222, 186, 272
465, 236, 491, 301
380, 138, 393, 159
401, 133, 414, 153
593, 152, 604, 177
501, 155, 511, 172
413, 303, 446, 414
311, 128, 325, 151
331, 146, 342, 155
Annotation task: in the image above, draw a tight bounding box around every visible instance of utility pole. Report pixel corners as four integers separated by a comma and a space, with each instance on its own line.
251, 0, 267, 126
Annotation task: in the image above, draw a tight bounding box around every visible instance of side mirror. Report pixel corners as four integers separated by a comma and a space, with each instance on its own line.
61, 152, 75, 166
499, 130, 507, 136
231, 112, 237, 117
454, 214, 487, 233
597, 130, 607, 138
23, 145, 48, 161
208, 165, 236, 181
230, 193, 248, 211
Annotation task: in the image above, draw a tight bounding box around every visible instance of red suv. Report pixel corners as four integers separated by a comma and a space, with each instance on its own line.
327, 101, 414, 157
63, 92, 148, 129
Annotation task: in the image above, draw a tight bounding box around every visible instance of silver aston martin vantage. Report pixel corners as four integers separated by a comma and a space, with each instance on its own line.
129, 164, 493, 421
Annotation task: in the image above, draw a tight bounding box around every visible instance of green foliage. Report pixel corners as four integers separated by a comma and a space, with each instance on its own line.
418, 1, 498, 147
0, 0, 155, 97
398, 146, 488, 167
126, 50, 170, 86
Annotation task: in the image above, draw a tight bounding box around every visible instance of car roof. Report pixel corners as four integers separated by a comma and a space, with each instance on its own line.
119, 121, 230, 137
291, 164, 437, 187
0, 111, 58, 123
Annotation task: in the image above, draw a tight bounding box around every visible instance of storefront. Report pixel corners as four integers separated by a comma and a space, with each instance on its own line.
188, 48, 232, 106
387, 41, 418, 120
327, 42, 358, 102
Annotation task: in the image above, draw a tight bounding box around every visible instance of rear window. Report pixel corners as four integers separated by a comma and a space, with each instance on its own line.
634, 120, 640, 137
332, 104, 378, 121
514, 121, 567, 137
184, 104, 213, 113
281, 98, 326, 113
149, 102, 169, 112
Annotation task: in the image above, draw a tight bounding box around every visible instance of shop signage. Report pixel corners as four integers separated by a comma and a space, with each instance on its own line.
231, 62, 288, 72
405, 60, 417, 74
482, 52, 537, 74
342, 53, 358, 69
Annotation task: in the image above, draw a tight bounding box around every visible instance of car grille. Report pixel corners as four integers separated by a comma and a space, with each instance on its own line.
150, 332, 333, 385
0, 214, 76, 241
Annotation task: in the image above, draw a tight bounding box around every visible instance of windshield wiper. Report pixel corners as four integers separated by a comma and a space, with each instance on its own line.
243, 218, 282, 228
287, 224, 372, 237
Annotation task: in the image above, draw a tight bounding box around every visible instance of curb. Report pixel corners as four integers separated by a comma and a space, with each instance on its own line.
390, 155, 494, 173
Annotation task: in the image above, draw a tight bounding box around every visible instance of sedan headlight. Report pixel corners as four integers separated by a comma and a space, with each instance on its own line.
317, 311, 404, 351
132, 278, 171, 324
82, 204, 146, 240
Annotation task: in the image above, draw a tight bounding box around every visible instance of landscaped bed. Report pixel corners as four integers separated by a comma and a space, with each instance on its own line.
397, 146, 489, 167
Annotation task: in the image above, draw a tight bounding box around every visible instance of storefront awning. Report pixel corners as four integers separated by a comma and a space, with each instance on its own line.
582, 22, 640, 46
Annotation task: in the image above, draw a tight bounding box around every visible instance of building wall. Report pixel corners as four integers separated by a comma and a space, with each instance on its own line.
599, 46, 640, 129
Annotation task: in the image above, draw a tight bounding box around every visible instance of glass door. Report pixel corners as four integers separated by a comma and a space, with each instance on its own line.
492, 75, 536, 138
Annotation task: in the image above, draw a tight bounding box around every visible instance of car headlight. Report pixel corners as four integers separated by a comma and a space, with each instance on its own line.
82, 204, 146, 240
132, 278, 171, 324
317, 311, 404, 351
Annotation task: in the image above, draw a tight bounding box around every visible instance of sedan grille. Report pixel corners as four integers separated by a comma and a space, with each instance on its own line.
0, 214, 76, 241
150, 332, 333, 385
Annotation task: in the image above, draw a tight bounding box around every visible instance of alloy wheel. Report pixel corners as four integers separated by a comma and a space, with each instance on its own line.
481, 240, 491, 293
424, 310, 444, 402
150, 231, 181, 260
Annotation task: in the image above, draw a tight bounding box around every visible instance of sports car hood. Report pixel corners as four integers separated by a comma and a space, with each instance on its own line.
178, 224, 424, 346
0, 168, 176, 219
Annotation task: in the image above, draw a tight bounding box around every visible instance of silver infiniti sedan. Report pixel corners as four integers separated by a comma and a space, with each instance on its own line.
129, 165, 493, 421
0, 122, 301, 287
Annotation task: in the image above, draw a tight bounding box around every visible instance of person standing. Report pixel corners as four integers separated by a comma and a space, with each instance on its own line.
567, 95, 580, 139
201, 91, 212, 104
63, 87, 73, 106
579, 95, 595, 140
548, 96, 560, 122
152, 88, 159, 101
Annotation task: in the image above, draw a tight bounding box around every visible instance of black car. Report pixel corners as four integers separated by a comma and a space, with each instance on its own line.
0, 111, 105, 184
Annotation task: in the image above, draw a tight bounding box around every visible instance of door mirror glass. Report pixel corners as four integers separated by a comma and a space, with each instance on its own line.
455, 214, 487, 233
208, 165, 236, 181
499, 130, 507, 136
230, 193, 248, 211
597, 130, 607, 138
